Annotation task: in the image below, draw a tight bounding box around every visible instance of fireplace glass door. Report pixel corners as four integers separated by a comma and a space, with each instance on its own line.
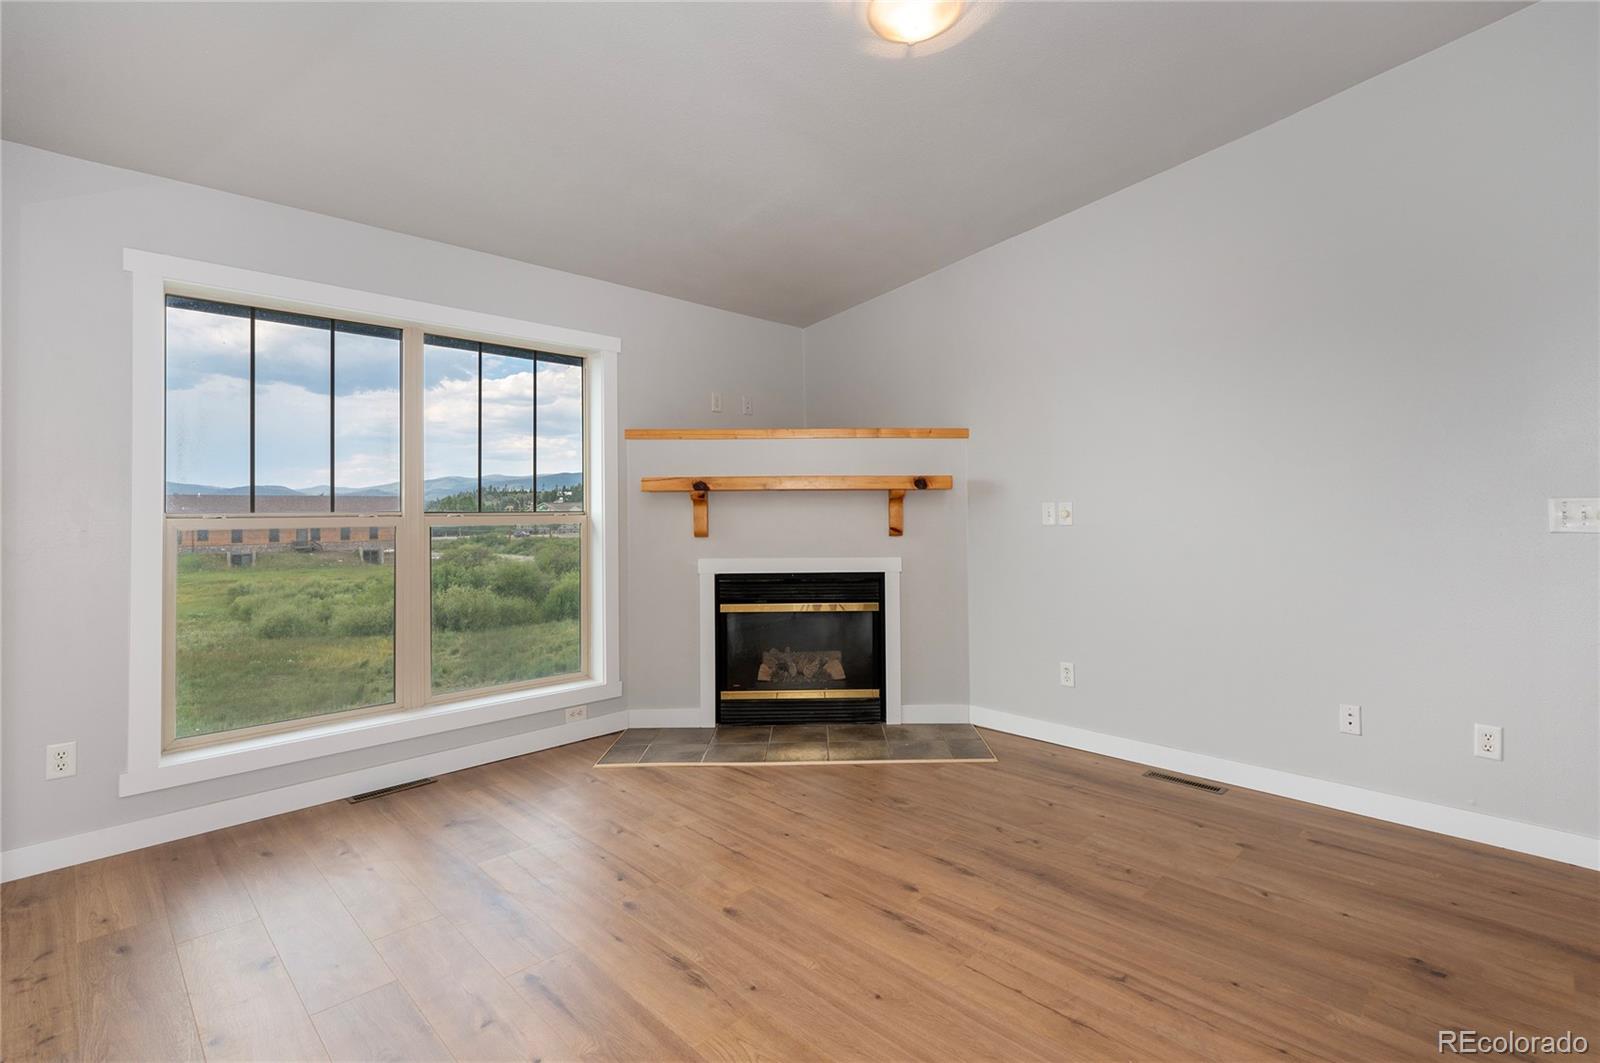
715, 572, 886, 725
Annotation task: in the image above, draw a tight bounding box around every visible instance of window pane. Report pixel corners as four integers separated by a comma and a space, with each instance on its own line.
255, 310, 332, 513
166, 298, 251, 513
334, 322, 401, 512
423, 336, 479, 512
174, 525, 395, 739
430, 523, 581, 694
537, 356, 584, 512
481, 345, 535, 513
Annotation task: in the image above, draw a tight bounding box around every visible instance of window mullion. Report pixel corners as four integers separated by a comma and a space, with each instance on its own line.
398, 325, 428, 711
248, 308, 257, 513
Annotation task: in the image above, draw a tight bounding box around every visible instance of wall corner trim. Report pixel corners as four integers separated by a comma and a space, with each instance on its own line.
0, 713, 625, 883
971, 707, 1600, 871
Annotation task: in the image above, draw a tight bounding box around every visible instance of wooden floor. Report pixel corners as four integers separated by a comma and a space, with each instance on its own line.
3, 729, 1596, 1062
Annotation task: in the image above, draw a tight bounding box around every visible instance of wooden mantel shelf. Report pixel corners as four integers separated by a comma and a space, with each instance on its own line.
626, 427, 968, 440
640, 474, 953, 538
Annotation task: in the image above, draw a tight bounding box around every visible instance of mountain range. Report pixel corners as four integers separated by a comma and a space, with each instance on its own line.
167, 472, 581, 502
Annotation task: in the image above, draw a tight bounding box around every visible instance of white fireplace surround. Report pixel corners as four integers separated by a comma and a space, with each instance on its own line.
696, 557, 902, 728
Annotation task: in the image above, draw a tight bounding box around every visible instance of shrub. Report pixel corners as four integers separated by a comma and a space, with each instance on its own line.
331, 601, 393, 637
253, 604, 323, 639
432, 585, 539, 632
491, 561, 551, 601
541, 571, 582, 623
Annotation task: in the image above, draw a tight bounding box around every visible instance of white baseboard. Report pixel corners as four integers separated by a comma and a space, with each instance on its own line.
902, 703, 972, 724
626, 704, 972, 729
0, 713, 625, 883
972, 707, 1599, 871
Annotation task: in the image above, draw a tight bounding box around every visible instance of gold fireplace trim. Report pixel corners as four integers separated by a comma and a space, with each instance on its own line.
721, 688, 882, 701
719, 602, 880, 614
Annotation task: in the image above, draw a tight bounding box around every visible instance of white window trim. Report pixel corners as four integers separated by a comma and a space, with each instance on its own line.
121, 249, 622, 796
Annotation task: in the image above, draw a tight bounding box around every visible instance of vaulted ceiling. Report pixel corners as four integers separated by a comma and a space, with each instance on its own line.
2, 1, 1521, 325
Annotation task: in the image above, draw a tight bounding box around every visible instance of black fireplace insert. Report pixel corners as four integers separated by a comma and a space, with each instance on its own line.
715, 571, 886, 726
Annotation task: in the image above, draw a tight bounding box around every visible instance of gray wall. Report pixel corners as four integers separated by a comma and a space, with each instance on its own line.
1, 143, 804, 850
801, 4, 1599, 837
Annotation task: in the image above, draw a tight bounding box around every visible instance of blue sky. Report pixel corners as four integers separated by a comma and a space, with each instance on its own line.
165, 304, 583, 491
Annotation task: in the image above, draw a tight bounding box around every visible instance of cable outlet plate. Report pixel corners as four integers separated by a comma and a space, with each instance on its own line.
1339, 704, 1361, 735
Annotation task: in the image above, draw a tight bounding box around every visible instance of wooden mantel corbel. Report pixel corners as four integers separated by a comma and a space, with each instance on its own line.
639, 475, 954, 538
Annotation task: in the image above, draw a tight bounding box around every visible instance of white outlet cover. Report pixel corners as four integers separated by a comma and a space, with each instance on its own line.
565, 705, 588, 722
1339, 704, 1361, 735
1059, 661, 1075, 687
741, 395, 753, 416
1473, 723, 1503, 760
45, 740, 76, 779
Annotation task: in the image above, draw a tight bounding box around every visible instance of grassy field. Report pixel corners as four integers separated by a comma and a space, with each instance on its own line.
174, 527, 580, 738
429, 527, 581, 692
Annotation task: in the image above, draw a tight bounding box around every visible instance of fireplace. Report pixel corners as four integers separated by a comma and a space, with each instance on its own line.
715, 571, 887, 725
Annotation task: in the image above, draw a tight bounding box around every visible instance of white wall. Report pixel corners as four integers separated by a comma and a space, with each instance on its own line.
625, 437, 969, 719
801, 4, 1599, 838
1, 143, 803, 852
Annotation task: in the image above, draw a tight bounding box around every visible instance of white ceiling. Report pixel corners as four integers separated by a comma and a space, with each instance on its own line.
2, 1, 1520, 326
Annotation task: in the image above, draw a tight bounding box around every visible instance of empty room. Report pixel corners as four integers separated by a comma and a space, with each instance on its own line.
1, 1, 1596, 1060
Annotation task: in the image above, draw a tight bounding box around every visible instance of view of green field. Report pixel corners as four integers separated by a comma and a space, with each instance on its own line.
430, 525, 582, 692
173, 525, 580, 739
174, 544, 396, 738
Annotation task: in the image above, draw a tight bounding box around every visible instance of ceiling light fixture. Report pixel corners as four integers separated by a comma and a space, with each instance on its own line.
867, 0, 967, 45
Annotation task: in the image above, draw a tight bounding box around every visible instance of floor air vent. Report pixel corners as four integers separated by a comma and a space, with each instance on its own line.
1142, 770, 1227, 794
347, 778, 436, 803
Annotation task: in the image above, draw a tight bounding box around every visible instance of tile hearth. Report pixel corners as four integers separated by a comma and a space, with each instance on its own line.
595, 723, 994, 766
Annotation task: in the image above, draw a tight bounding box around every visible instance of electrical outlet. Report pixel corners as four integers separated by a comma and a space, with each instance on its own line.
1042, 502, 1056, 526
710, 392, 723, 414
565, 705, 588, 723
741, 395, 753, 416
1058, 662, 1075, 687
1339, 704, 1361, 735
1473, 723, 1503, 760
1057, 501, 1073, 526
45, 741, 76, 779
1549, 498, 1600, 532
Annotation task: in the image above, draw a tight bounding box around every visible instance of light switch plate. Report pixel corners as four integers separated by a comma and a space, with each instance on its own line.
1549, 498, 1600, 532
710, 391, 723, 414
1042, 502, 1056, 526
1056, 501, 1073, 526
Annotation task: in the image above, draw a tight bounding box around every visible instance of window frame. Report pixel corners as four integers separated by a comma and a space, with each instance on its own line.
124, 249, 621, 795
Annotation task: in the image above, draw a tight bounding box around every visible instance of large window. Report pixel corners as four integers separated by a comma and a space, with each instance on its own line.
162, 294, 589, 750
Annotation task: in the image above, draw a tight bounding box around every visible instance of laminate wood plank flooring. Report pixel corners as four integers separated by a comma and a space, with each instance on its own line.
3, 729, 1595, 1061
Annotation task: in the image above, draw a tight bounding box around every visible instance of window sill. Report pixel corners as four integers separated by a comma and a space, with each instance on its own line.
119, 675, 620, 796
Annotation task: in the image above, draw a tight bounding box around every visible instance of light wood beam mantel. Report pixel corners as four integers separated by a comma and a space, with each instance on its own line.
640, 475, 953, 538
626, 427, 969, 440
